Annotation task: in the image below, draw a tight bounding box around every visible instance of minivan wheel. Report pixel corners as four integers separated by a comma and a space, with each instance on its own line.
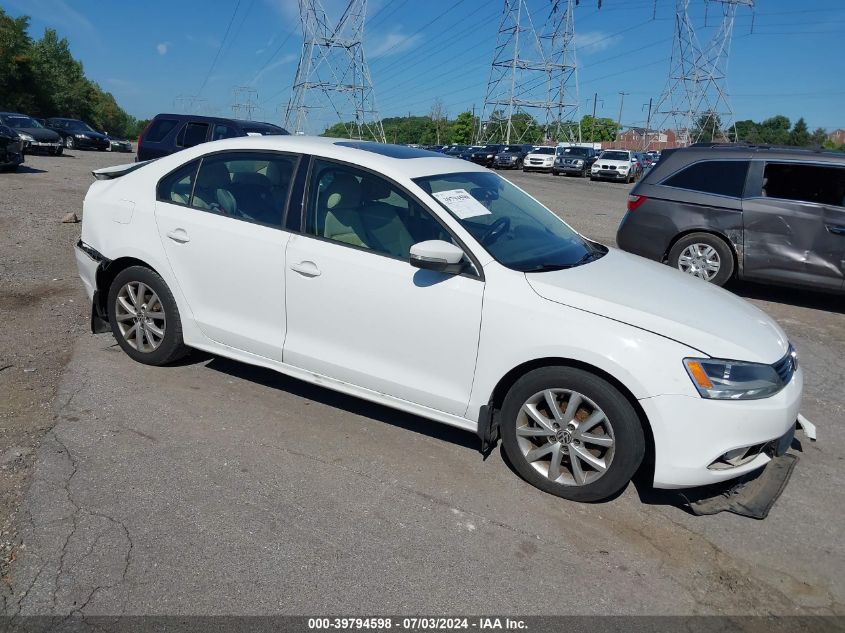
668, 233, 734, 286
107, 266, 188, 366
500, 367, 645, 502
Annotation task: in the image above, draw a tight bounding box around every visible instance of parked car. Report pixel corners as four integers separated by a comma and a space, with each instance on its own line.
75, 136, 803, 503
493, 144, 534, 169
0, 112, 63, 155
46, 118, 110, 150
590, 150, 637, 182
136, 113, 289, 162
617, 145, 845, 293
106, 136, 133, 153
469, 144, 504, 167
553, 146, 599, 177
0, 124, 24, 171
457, 145, 481, 161
442, 145, 468, 157
522, 146, 558, 172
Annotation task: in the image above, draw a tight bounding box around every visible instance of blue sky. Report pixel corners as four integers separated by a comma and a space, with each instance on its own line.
4, 0, 845, 134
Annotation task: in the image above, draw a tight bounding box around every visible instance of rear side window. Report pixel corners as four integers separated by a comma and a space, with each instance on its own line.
145, 118, 178, 143
176, 122, 210, 148
662, 160, 749, 198
762, 163, 845, 207
157, 160, 200, 205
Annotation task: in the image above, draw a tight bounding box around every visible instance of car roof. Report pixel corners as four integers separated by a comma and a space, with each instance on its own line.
151, 135, 489, 180
667, 144, 845, 164
152, 112, 284, 128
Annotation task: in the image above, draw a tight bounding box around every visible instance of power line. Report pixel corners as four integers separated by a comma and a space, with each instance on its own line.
196, 0, 243, 98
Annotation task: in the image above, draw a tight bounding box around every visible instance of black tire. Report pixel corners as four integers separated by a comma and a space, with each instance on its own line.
667, 232, 735, 286
53, 146, 63, 156
107, 265, 188, 366
590, 176, 598, 181
64, 136, 74, 149
500, 366, 645, 502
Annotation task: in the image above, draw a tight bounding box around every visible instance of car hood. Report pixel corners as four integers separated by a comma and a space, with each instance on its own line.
17, 127, 60, 142
527, 153, 555, 160
525, 248, 789, 364
72, 130, 107, 139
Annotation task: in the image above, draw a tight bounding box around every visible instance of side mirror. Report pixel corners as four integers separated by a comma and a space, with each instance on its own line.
409, 240, 466, 275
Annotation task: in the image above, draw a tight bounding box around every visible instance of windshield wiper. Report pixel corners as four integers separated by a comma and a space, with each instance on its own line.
523, 249, 602, 273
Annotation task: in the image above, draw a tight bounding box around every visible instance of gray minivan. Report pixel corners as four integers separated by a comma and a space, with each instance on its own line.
616, 145, 845, 294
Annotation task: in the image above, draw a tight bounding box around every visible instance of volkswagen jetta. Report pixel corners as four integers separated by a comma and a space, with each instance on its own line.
75, 137, 803, 502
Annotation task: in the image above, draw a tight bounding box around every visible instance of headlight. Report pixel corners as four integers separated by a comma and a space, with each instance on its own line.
575, 159, 584, 165
618, 165, 628, 171
75, 133, 87, 138
18, 132, 33, 141
683, 358, 785, 400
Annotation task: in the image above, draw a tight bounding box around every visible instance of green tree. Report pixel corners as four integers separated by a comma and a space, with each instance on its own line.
810, 127, 827, 147
758, 115, 791, 145
450, 111, 476, 144
580, 115, 618, 142
0, 9, 39, 112
692, 111, 724, 143
789, 118, 810, 147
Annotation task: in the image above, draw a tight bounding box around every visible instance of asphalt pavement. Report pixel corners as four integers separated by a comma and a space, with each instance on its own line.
2, 152, 843, 618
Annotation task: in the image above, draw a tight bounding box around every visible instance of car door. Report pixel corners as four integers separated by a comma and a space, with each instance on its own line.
743, 160, 845, 291
154, 150, 301, 360
283, 158, 484, 416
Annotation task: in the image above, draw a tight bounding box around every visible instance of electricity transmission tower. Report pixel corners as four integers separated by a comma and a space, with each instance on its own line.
652, 0, 754, 147
284, 0, 385, 141
231, 86, 259, 120
477, 0, 580, 145
173, 95, 208, 114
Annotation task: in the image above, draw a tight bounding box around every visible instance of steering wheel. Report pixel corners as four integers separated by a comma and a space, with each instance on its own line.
480, 216, 510, 246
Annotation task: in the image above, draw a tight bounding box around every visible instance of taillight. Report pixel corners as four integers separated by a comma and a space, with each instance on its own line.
627, 194, 648, 211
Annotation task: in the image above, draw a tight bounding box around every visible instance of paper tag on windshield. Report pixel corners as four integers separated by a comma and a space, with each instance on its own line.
245, 132, 262, 137
432, 189, 491, 219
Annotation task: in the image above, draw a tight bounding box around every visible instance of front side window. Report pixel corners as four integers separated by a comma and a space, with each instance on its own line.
662, 160, 749, 198
189, 152, 298, 227
212, 124, 238, 141
306, 159, 452, 260
761, 163, 845, 207
177, 122, 209, 148
414, 171, 603, 272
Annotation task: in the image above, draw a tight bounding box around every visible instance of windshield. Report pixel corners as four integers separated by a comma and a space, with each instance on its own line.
66, 120, 95, 132
1, 115, 42, 128
414, 171, 605, 272
531, 147, 556, 155
600, 151, 630, 161
563, 147, 589, 156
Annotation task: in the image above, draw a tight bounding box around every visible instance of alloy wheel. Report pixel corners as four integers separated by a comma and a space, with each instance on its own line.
515, 389, 615, 486
114, 281, 166, 352
677, 243, 721, 281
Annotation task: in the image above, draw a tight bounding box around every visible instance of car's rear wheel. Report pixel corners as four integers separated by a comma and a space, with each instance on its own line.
668, 232, 735, 286
107, 266, 188, 366
500, 367, 645, 502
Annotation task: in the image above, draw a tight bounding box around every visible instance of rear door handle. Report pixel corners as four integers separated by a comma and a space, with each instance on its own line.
826, 224, 845, 236
166, 229, 190, 243
290, 260, 321, 277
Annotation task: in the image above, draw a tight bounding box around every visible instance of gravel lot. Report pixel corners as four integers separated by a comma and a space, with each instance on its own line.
1, 150, 843, 617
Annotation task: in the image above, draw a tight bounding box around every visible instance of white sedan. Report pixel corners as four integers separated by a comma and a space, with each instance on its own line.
75, 136, 802, 502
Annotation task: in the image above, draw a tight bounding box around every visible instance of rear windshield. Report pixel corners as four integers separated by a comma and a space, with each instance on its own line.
145, 118, 178, 142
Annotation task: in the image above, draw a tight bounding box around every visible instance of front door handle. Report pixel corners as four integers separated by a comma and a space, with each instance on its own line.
826, 224, 845, 236
290, 260, 321, 277
166, 228, 190, 243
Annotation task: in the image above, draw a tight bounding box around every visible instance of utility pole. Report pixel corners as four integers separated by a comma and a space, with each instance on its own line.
642, 97, 654, 151
589, 92, 598, 142
616, 91, 628, 142
285, 0, 385, 141
477, 0, 580, 144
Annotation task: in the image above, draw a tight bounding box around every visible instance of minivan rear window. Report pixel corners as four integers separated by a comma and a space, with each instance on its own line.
145, 118, 178, 143
762, 163, 845, 207
662, 160, 749, 198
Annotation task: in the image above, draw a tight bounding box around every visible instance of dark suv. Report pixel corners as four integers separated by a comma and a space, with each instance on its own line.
553, 146, 599, 177
137, 114, 289, 161
616, 145, 845, 294
493, 144, 534, 169
469, 144, 504, 167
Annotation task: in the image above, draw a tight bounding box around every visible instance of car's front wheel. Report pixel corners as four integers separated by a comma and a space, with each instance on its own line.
64, 136, 74, 149
668, 232, 735, 286
500, 367, 645, 502
107, 266, 188, 366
